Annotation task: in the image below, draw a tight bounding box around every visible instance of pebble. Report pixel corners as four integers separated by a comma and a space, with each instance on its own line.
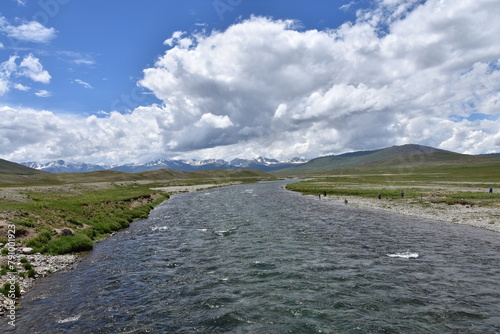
0, 253, 81, 316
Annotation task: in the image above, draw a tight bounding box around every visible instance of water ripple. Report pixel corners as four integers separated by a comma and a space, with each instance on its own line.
6, 181, 500, 333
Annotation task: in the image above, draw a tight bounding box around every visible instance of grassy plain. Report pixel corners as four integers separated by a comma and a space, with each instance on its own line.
284, 162, 500, 208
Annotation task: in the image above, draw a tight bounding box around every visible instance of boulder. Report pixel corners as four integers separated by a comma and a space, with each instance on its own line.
21, 247, 34, 255
58, 228, 74, 237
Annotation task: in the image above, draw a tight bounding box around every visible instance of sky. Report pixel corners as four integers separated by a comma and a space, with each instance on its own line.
0, 0, 499, 164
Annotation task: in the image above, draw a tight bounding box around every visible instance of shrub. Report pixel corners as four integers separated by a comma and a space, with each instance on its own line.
20, 258, 28, 264
44, 234, 93, 255
0, 282, 20, 298
26, 269, 36, 278
26, 229, 54, 251
22, 263, 32, 270
1, 264, 16, 273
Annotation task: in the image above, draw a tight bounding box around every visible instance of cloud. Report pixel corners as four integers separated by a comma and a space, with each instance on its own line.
19, 54, 51, 83
195, 113, 234, 129
35, 89, 51, 97
0, 17, 57, 43
138, 1, 500, 158
0, 54, 51, 95
58, 51, 96, 66
0, 106, 165, 164
0, 55, 18, 95
74, 79, 93, 89
14, 83, 30, 91
1, 0, 500, 164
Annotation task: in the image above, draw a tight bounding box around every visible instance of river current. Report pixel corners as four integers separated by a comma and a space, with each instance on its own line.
4, 181, 500, 333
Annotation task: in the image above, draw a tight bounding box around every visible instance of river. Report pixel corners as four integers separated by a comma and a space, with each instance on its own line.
4, 181, 500, 333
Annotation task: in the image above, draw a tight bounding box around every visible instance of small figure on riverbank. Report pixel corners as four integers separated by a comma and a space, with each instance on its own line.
378, 193, 381, 200
318, 193, 321, 199
344, 199, 348, 205
489, 186, 493, 193
401, 191, 405, 198
324, 191, 327, 197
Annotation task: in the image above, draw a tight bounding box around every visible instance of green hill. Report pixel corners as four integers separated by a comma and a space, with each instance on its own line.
275, 144, 500, 176
0, 159, 47, 175
277, 144, 446, 173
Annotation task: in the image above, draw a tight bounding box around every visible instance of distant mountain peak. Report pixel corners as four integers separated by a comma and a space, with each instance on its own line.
21, 156, 309, 173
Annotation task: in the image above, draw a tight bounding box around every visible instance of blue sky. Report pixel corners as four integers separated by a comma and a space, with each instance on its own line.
0, 0, 357, 115
1, 0, 499, 164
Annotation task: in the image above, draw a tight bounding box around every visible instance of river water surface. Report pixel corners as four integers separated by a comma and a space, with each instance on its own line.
4, 181, 500, 333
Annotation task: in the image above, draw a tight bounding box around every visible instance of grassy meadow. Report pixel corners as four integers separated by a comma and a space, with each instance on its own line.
284, 161, 500, 208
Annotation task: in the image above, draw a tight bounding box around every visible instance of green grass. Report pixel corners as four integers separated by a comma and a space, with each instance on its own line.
285, 162, 499, 208
3, 183, 171, 255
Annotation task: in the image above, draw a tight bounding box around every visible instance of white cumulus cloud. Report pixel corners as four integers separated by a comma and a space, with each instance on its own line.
0, 17, 57, 43
19, 54, 51, 83
35, 89, 51, 97
0, 54, 51, 95
138, 1, 500, 158
1, 0, 500, 164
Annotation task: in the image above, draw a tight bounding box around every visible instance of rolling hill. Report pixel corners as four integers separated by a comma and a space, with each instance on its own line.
277, 144, 442, 172
275, 144, 500, 174
0, 159, 47, 175
0, 160, 275, 185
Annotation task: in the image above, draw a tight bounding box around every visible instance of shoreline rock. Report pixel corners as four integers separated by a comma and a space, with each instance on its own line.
0, 248, 82, 316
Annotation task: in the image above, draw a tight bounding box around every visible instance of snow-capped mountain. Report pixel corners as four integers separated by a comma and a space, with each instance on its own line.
22, 160, 106, 173
20, 157, 308, 173
229, 156, 307, 171
110, 159, 232, 172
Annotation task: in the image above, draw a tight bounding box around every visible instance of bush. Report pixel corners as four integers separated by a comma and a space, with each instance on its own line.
26, 269, 36, 278
1, 264, 16, 273
22, 263, 32, 270
26, 229, 54, 251
78, 228, 99, 240
0, 282, 20, 298
44, 234, 93, 255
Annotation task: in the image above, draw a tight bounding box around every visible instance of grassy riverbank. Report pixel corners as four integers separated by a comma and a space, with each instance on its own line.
0, 168, 275, 255
284, 163, 500, 231
0, 167, 275, 313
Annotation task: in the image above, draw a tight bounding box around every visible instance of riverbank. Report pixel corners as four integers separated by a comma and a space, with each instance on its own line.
0, 181, 244, 317
0, 249, 82, 317
311, 193, 500, 233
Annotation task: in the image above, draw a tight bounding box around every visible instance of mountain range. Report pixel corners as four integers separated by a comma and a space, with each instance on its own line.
21, 156, 309, 173
10, 144, 500, 175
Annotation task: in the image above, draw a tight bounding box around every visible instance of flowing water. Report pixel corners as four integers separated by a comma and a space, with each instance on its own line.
4, 181, 500, 333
